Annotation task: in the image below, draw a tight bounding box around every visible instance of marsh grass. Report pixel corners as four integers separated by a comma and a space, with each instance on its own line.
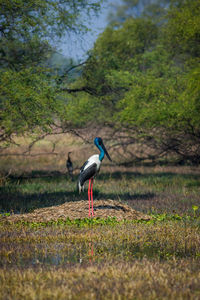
0, 218, 200, 299
1, 218, 200, 267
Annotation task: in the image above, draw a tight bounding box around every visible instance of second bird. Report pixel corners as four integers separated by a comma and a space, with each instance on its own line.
66, 152, 73, 180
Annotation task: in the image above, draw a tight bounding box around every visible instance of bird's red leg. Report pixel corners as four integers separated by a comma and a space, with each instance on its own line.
88, 179, 91, 217
91, 178, 94, 217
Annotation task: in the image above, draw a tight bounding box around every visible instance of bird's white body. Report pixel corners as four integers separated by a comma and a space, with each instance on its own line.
83, 154, 101, 172
78, 154, 101, 193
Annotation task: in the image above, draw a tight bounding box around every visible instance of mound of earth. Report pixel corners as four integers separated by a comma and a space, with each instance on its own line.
5, 200, 151, 223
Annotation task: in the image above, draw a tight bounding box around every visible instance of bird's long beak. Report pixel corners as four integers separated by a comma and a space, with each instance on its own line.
102, 143, 112, 161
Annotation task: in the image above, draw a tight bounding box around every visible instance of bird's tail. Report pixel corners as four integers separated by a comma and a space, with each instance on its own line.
77, 179, 84, 194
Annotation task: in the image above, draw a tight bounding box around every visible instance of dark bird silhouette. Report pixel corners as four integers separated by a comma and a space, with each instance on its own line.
78, 137, 112, 217
66, 152, 73, 180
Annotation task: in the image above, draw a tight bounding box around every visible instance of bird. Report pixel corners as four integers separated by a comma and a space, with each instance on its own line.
66, 152, 73, 180
78, 137, 112, 217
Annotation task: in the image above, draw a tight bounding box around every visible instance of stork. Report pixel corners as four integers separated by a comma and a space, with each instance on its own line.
78, 137, 112, 217
66, 152, 73, 180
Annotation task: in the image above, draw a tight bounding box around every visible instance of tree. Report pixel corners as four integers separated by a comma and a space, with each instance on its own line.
65, 0, 200, 164
0, 0, 102, 148
82, 18, 158, 96
0, 67, 59, 146
108, 0, 170, 25
166, 0, 200, 60
0, 0, 101, 69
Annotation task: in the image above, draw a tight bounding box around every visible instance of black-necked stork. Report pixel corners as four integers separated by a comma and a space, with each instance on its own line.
78, 137, 112, 217
66, 152, 73, 180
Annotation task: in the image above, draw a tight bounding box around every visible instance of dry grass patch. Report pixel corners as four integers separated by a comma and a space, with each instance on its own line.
5, 199, 151, 222
0, 260, 200, 300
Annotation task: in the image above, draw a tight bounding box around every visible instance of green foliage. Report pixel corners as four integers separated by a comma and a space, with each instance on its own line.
108, 0, 170, 24
192, 205, 199, 218
0, 0, 103, 145
62, 94, 98, 127
83, 18, 157, 95
0, 68, 59, 141
4, 212, 199, 229
12, 216, 120, 228
115, 52, 181, 128
0, 0, 102, 69
166, 0, 200, 59
63, 93, 114, 127
84, 0, 200, 131
70, 0, 200, 163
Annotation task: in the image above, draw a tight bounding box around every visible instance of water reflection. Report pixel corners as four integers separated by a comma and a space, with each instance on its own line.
88, 242, 94, 262
1, 242, 96, 268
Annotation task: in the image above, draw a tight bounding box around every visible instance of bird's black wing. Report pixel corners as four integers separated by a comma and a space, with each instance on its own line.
80, 160, 89, 173
79, 163, 97, 186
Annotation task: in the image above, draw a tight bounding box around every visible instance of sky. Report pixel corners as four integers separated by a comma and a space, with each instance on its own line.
59, 0, 120, 61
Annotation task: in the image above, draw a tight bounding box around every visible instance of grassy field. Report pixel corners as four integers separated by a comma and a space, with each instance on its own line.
0, 135, 200, 299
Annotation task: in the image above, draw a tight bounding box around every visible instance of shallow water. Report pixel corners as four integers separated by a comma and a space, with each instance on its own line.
0, 241, 96, 267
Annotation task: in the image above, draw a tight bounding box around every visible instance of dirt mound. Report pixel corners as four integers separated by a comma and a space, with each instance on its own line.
5, 200, 151, 223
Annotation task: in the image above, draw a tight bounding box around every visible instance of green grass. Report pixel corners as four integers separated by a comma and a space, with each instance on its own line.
0, 165, 200, 299
1, 167, 200, 215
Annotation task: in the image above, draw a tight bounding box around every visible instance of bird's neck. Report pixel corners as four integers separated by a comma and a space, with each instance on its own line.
98, 146, 104, 161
